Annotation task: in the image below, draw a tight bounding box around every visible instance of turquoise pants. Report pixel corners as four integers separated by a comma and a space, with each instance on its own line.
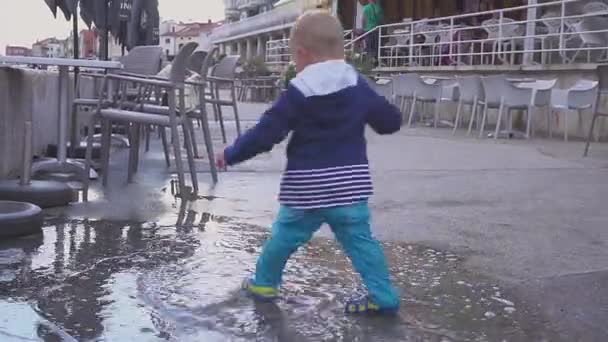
254, 201, 400, 309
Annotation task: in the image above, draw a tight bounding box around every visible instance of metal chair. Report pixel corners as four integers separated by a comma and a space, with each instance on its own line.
83, 42, 200, 200
206, 55, 242, 143
551, 79, 599, 141
72, 46, 164, 149
453, 76, 485, 136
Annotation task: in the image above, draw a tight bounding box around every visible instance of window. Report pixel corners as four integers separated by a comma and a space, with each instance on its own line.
165, 38, 171, 44
178, 43, 184, 49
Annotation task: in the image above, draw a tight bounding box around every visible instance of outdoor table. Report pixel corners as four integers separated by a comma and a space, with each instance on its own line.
492, 80, 553, 139
0, 56, 122, 182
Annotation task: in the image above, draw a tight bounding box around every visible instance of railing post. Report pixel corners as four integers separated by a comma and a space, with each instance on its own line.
449, 17, 455, 63
498, 11, 504, 63
559, 0, 566, 62
378, 27, 382, 67
409, 22, 415, 66
524, 0, 538, 65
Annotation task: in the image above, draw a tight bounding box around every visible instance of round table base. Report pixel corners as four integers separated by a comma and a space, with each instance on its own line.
0, 180, 75, 209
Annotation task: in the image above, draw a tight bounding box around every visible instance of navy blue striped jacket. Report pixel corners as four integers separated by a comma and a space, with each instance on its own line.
224, 60, 402, 209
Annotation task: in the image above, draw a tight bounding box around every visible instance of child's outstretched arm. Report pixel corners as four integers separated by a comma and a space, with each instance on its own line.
222, 93, 293, 167
366, 90, 403, 135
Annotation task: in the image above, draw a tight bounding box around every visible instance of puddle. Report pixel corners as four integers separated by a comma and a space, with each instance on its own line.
0, 208, 552, 341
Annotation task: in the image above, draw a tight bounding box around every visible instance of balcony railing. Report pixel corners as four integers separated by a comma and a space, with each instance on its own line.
210, 0, 301, 43
266, 38, 291, 64
237, 0, 269, 10
369, 0, 608, 69
265, 0, 608, 70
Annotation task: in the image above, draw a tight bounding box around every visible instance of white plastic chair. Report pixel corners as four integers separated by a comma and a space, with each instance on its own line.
550, 79, 599, 141
482, 18, 524, 65
393, 73, 443, 128
480, 75, 554, 139
453, 76, 485, 136
567, 17, 608, 63
583, 1, 608, 14
540, 12, 564, 64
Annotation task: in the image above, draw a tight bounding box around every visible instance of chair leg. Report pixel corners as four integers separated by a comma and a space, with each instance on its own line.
218, 106, 227, 144
407, 94, 417, 128
159, 127, 171, 168
453, 99, 463, 135
83, 115, 97, 202
525, 106, 533, 140
584, 113, 600, 157
480, 102, 489, 139
170, 123, 186, 195
101, 119, 112, 187
433, 99, 440, 128
182, 121, 199, 194
467, 98, 478, 136
564, 110, 570, 142
145, 125, 151, 152
188, 118, 200, 158
199, 99, 218, 184
495, 100, 505, 140
231, 86, 242, 137
127, 124, 138, 184
548, 109, 554, 139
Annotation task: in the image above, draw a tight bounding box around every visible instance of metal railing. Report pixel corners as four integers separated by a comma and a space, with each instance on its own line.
376, 0, 608, 68
266, 38, 291, 65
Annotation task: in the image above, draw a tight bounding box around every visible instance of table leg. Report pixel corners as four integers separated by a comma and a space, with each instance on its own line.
32, 66, 96, 183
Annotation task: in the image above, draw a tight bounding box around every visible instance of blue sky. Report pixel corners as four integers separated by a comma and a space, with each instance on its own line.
0, 0, 225, 54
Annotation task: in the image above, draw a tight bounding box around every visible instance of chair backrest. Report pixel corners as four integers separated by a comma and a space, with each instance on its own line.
170, 42, 199, 84
583, 1, 608, 14
483, 18, 519, 38
481, 75, 512, 105
212, 55, 240, 79
200, 47, 218, 79
573, 17, 608, 46
392, 73, 442, 100
121, 46, 163, 75
456, 75, 485, 103
569, 79, 599, 109
541, 12, 562, 34
188, 50, 208, 74
367, 77, 393, 100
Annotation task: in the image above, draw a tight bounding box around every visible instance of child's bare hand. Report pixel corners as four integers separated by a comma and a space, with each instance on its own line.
215, 151, 227, 171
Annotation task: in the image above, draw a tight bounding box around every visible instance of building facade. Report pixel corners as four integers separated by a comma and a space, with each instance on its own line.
5, 46, 32, 57
160, 20, 221, 59
31, 38, 65, 58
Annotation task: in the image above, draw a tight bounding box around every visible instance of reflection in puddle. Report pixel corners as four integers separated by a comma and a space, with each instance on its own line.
0, 208, 550, 341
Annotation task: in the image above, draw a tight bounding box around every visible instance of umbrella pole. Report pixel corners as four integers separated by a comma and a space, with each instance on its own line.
70, 3, 80, 154
104, 0, 109, 60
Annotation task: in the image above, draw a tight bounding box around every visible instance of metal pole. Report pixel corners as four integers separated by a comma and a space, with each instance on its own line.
71, 3, 80, 154
104, 0, 110, 60
20, 122, 33, 186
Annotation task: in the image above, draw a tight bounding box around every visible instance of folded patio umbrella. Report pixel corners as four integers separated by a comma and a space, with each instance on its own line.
45, 0, 72, 20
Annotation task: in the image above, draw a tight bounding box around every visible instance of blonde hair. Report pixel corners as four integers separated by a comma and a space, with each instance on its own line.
290, 11, 345, 59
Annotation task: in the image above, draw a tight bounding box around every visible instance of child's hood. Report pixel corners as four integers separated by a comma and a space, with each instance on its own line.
290, 60, 358, 97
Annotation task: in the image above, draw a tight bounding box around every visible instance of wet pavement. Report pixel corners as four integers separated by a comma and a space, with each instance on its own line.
0, 208, 552, 341
1, 102, 607, 341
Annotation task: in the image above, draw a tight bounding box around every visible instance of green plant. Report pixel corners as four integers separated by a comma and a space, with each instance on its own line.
345, 51, 374, 78
243, 57, 271, 77
283, 63, 297, 88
